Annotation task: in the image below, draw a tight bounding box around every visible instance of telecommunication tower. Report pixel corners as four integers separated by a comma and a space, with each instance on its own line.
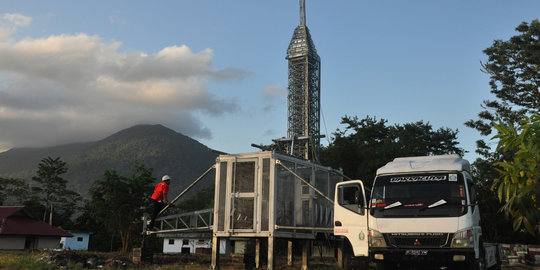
281, 0, 321, 161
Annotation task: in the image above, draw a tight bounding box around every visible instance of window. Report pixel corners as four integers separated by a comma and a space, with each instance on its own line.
338, 184, 364, 215
371, 173, 468, 218
468, 183, 478, 213
183, 240, 189, 245
469, 184, 477, 204
77, 237, 83, 242
168, 239, 175, 245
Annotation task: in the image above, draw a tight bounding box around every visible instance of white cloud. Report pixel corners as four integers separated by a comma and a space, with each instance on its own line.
0, 29, 247, 150
108, 15, 127, 25
263, 84, 283, 99
0, 13, 32, 38
3, 13, 32, 26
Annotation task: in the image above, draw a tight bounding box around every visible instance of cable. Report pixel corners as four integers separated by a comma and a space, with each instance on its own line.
321, 106, 331, 145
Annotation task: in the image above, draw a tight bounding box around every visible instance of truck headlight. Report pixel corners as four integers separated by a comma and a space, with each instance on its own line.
369, 229, 387, 248
451, 229, 473, 248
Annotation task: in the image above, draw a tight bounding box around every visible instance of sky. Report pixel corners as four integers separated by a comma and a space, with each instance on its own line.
0, 1, 538, 163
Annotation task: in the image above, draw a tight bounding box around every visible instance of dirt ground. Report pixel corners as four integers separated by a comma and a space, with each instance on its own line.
503, 266, 540, 270
152, 253, 540, 270
117, 252, 540, 270
4, 250, 540, 270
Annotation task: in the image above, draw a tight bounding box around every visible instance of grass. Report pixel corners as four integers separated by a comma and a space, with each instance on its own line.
0, 250, 58, 270
0, 250, 113, 270
0, 249, 344, 269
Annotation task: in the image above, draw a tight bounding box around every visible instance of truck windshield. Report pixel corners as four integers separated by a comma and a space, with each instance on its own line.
370, 172, 467, 218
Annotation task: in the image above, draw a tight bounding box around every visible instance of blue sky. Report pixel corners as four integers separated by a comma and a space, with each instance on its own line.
0, 1, 538, 163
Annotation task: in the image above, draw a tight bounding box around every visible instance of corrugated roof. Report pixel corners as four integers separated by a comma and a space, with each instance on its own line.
0, 206, 72, 237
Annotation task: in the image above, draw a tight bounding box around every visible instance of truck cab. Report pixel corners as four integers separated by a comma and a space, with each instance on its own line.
334, 154, 500, 270
369, 154, 483, 269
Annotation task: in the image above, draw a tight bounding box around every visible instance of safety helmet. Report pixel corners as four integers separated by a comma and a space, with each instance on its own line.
162, 175, 171, 181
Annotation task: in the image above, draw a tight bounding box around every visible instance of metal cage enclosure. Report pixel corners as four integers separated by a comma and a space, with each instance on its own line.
213, 151, 342, 239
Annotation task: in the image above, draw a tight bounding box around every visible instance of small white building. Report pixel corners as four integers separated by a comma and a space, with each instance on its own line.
163, 238, 227, 254
60, 231, 91, 250
0, 206, 72, 250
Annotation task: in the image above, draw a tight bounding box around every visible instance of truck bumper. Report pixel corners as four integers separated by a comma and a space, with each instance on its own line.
370, 247, 475, 266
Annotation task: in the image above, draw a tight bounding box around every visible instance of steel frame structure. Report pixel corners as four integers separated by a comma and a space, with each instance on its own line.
284, 0, 321, 161
144, 209, 213, 236
211, 151, 343, 269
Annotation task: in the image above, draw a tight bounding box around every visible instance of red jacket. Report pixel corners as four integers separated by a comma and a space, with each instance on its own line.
151, 182, 169, 201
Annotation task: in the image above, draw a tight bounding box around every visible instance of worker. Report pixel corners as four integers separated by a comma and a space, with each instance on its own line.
148, 175, 172, 230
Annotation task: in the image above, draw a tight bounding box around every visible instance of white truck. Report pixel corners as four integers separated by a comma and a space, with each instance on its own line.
334, 154, 502, 270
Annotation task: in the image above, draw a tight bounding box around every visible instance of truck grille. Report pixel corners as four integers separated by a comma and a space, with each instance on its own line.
384, 233, 451, 248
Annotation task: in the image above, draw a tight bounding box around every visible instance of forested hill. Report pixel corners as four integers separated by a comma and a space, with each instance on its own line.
0, 124, 218, 197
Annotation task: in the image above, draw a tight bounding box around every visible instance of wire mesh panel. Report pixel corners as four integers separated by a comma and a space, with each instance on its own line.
275, 160, 295, 227
234, 161, 255, 193
314, 169, 329, 227
329, 173, 341, 201
261, 158, 271, 231
295, 164, 313, 227
231, 160, 257, 231
232, 197, 254, 230
216, 162, 227, 232
213, 152, 344, 239
315, 169, 329, 196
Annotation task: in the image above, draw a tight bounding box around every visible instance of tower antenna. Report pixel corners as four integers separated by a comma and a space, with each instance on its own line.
279, 0, 322, 161
299, 0, 306, 26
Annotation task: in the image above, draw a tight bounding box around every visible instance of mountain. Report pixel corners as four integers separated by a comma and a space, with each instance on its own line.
0, 124, 218, 198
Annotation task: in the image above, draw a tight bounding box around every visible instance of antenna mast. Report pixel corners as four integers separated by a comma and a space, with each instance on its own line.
299, 0, 306, 26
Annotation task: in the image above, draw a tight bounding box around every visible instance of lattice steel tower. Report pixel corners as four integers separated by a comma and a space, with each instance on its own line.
285, 0, 321, 161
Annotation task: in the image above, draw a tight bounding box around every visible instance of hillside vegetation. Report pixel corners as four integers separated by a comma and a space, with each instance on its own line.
0, 124, 218, 197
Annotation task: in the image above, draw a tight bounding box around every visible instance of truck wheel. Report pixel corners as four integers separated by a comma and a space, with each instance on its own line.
343, 257, 368, 270
489, 262, 501, 270
342, 253, 352, 270
375, 261, 395, 270
468, 259, 485, 270
341, 244, 368, 270
469, 246, 486, 270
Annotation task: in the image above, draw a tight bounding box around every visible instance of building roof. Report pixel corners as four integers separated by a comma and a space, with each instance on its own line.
0, 206, 26, 218
0, 206, 72, 237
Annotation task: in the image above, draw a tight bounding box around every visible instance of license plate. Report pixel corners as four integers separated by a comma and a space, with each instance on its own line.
405, 250, 428, 256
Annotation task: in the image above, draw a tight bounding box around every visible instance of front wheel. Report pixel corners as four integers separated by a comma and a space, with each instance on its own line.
341, 242, 368, 270
375, 261, 396, 270
488, 262, 502, 270
468, 259, 485, 270
469, 242, 486, 270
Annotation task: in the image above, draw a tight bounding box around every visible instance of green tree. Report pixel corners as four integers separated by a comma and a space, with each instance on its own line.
492, 114, 540, 235
0, 177, 27, 205
465, 19, 540, 241
321, 115, 463, 187
88, 163, 154, 253
31, 156, 81, 225
466, 19, 540, 156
